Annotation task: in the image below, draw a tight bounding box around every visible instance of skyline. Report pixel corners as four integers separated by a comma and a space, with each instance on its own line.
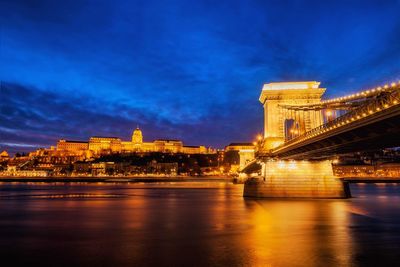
1, 0, 400, 154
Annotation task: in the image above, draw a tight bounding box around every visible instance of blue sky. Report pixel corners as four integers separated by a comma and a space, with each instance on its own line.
1, 0, 400, 153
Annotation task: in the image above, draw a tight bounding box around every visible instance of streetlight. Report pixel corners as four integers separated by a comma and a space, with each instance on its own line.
326, 110, 333, 122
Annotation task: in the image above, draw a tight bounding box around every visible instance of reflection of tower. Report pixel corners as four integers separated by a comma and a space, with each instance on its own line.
132, 127, 143, 144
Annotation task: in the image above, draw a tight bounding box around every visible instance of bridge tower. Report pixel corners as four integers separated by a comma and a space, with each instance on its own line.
243, 81, 351, 198
259, 81, 325, 150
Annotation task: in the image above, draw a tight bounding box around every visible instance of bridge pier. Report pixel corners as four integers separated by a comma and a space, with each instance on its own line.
244, 160, 350, 198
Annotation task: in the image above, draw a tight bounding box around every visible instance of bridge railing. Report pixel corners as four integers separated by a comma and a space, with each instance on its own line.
273, 87, 400, 150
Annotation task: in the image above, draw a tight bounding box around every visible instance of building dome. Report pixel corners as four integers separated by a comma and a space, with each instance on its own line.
132, 127, 143, 144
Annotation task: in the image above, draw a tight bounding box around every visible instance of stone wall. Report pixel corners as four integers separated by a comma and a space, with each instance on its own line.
243, 160, 350, 198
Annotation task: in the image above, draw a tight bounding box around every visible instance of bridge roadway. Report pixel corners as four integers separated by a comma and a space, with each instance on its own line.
259, 89, 400, 160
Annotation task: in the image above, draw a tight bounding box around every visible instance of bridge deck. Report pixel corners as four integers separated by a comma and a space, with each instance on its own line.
259, 88, 400, 159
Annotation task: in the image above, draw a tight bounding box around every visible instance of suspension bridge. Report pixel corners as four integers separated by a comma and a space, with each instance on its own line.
243, 80, 400, 198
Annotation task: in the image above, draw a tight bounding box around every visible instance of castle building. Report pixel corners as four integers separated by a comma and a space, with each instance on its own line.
52, 127, 210, 156
121, 127, 156, 152
89, 137, 122, 153
0, 150, 9, 161
57, 140, 89, 151
132, 127, 143, 143
153, 139, 183, 153
182, 145, 207, 154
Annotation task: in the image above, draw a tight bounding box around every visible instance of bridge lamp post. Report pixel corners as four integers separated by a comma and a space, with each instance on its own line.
253, 134, 264, 150
325, 110, 333, 122
289, 129, 299, 139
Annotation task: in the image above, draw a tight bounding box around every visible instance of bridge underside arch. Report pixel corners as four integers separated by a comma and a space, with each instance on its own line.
240, 159, 261, 174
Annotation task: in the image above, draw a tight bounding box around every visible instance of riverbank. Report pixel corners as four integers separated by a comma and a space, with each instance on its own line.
0, 175, 233, 183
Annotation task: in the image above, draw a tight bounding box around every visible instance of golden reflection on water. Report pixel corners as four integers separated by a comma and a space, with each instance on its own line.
240, 199, 353, 266
1, 182, 399, 266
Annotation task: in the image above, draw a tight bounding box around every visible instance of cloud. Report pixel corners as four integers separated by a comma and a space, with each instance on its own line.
1, 0, 400, 154
0, 82, 263, 154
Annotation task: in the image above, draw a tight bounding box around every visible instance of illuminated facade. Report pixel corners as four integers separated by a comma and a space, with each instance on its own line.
0, 150, 9, 161
89, 137, 122, 153
52, 127, 209, 155
153, 139, 182, 153
182, 145, 207, 154
57, 139, 89, 151
333, 163, 400, 178
259, 81, 325, 149
132, 127, 143, 143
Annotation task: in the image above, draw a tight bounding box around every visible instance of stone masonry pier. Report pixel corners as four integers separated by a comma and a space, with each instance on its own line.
244, 160, 350, 198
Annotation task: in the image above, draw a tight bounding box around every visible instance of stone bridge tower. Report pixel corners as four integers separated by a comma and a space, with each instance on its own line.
259, 81, 325, 150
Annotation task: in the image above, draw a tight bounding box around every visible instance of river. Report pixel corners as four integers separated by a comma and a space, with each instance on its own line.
0, 181, 399, 266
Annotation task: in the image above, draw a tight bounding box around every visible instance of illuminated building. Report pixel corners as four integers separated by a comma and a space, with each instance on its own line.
49, 127, 210, 156
89, 137, 122, 154
153, 139, 183, 153
132, 127, 143, 143
333, 165, 375, 177
182, 145, 207, 154
6, 169, 49, 177
122, 127, 147, 151
0, 151, 9, 161
57, 139, 88, 151
333, 163, 400, 178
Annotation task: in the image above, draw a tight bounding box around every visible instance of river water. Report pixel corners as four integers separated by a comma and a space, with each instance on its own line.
0, 181, 399, 267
